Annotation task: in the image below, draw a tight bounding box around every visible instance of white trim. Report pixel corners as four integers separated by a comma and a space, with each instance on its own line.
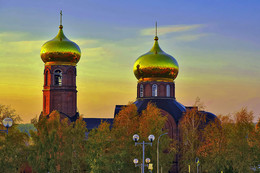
140, 84, 144, 97
152, 84, 157, 97
166, 84, 170, 97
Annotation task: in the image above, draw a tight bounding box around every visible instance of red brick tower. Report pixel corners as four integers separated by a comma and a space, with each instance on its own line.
40, 11, 81, 118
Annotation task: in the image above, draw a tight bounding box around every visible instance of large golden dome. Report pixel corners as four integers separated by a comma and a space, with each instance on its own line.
133, 36, 179, 82
40, 25, 81, 66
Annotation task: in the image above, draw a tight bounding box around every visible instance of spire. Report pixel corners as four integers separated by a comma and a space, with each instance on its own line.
59, 10, 63, 29
154, 21, 158, 41
155, 21, 157, 37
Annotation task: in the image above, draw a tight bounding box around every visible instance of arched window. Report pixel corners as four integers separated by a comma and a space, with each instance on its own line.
54, 69, 62, 86
152, 84, 157, 97
166, 84, 170, 97
140, 84, 144, 97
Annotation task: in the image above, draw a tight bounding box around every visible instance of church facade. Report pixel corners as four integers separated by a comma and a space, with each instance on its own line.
115, 30, 216, 139
39, 14, 217, 173
39, 14, 216, 136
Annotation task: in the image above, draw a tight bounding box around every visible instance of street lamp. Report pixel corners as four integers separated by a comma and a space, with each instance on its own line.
133, 158, 153, 173
157, 132, 168, 173
133, 134, 155, 173
195, 157, 199, 173
0, 117, 13, 134
133, 158, 139, 164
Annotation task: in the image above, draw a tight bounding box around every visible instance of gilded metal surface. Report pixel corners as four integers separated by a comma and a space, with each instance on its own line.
41, 25, 81, 66
133, 36, 179, 81
138, 77, 173, 83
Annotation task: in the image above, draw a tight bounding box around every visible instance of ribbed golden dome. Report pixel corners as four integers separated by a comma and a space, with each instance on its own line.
40, 25, 81, 66
133, 36, 179, 82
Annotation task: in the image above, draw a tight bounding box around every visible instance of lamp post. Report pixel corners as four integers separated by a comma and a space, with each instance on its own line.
133, 158, 153, 173
133, 134, 155, 173
157, 132, 168, 173
195, 157, 199, 173
0, 117, 13, 134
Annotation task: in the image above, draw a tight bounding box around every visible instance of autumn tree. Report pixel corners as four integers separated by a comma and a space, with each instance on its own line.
85, 121, 112, 172
250, 117, 260, 172
198, 115, 229, 172
178, 108, 206, 172
108, 103, 140, 172
138, 102, 175, 172
226, 108, 257, 173
85, 103, 175, 172
0, 104, 22, 124
0, 104, 23, 139
28, 111, 87, 173
0, 104, 29, 172
198, 108, 260, 173
108, 103, 174, 172
0, 126, 29, 172
256, 118, 260, 131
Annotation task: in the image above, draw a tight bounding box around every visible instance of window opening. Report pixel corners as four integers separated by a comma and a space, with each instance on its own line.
140, 84, 144, 97
54, 70, 62, 86
166, 85, 170, 97
152, 84, 157, 97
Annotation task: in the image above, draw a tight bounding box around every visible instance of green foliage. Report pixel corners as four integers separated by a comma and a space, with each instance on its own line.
28, 111, 87, 173
86, 103, 175, 172
0, 128, 29, 172
181, 107, 260, 173
1, 103, 259, 173
85, 121, 112, 172
178, 108, 206, 172
0, 104, 29, 172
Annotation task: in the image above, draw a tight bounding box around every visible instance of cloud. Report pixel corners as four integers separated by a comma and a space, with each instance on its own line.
74, 39, 99, 47
0, 32, 30, 42
175, 33, 209, 42
140, 24, 205, 36
0, 40, 43, 54
81, 47, 113, 63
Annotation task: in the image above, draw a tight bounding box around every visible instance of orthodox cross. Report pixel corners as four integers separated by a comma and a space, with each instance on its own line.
60, 10, 62, 26
155, 21, 157, 37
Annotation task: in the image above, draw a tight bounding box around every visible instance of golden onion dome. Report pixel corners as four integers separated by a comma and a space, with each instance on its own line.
40, 25, 81, 66
133, 36, 179, 82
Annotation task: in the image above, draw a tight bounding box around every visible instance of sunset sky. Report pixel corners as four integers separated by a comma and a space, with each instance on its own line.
0, 0, 259, 123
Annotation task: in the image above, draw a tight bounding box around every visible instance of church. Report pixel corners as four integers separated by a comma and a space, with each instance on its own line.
39, 13, 216, 137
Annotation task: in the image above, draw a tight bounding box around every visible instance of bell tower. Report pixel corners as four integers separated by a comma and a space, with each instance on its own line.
40, 11, 81, 118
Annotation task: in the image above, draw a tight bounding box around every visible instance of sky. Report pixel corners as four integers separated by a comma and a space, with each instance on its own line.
0, 0, 259, 123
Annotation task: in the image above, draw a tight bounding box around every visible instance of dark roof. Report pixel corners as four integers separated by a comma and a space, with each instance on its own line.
133, 98, 186, 123
199, 111, 218, 124
114, 105, 125, 117
60, 112, 79, 122
83, 118, 114, 130
114, 99, 218, 126
114, 99, 186, 123
42, 111, 79, 122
